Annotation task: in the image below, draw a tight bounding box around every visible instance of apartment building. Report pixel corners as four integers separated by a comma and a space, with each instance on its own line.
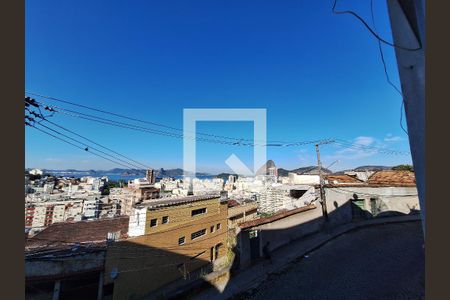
104, 194, 228, 299
25, 200, 83, 235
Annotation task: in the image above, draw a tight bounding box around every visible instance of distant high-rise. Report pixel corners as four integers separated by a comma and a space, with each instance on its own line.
146, 169, 155, 184
228, 175, 237, 183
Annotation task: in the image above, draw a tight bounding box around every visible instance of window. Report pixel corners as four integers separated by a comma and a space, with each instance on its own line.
150, 218, 157, 227
178, 236, 185, 245
210, 225, 215, 233
191, 229, 206, 240
162, 216, 169, 224
216, 223, 221, 230
215, 243, 222, 260
191, 208, 207, 217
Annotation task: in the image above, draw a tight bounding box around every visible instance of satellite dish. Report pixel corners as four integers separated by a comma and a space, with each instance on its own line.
110, 267, 118, 279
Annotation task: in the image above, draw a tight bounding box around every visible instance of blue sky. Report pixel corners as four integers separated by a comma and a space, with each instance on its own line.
25, 0, 412, 173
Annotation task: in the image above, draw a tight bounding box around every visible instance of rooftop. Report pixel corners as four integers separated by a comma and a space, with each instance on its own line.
26, 216, 129, 252
322, 170, 416, 188
135, 193, 222, 210
325, 174, 364, 184
367, 170, 416, 186
239, 204, 317, 230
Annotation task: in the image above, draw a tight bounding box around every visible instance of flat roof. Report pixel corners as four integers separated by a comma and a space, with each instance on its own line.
135, 193, 222, 210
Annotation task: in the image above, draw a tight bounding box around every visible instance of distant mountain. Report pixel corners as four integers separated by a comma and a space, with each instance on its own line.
353, 165, 392, 171
256, 159, 277, 176
278, 166, 332, 177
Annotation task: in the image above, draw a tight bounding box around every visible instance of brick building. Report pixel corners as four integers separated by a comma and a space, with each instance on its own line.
104, 194, 228, 299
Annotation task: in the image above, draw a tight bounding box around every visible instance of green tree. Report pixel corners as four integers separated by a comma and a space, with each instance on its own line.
392, 164, 414, 172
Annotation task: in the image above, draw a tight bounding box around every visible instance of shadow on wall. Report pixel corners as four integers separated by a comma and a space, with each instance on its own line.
199, 199, 422, 300
26, 241, 222, 300
151, 199, 420, 300
103, 236, 229, 300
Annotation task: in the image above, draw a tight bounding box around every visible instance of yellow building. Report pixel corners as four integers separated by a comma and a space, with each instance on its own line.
104, 194, 228, 299
227, 200, 258, 229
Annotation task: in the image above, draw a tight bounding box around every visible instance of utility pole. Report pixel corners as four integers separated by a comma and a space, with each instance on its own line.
386, 0, 425, 234
315, 140, 334, 220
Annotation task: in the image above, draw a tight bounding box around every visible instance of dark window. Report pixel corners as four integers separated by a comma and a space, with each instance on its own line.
162, 216, 169, 224
191, 208, 207, 217
216, 223, 221, 230
178, 236, 185, 245
210, 225, 215, 233
191, 229, 206, 240
150, 218, 158, 227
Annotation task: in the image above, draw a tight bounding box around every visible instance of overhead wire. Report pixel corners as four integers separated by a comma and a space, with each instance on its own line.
331, 0, 421, 51
369, 0, 409, 136
34, 122, 146, 170
41, 119, 151, 169
29, 96, 409, 155
27, 92, 266, 143
27, 125, 141, 170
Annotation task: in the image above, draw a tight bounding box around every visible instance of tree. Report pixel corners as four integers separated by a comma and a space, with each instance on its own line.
392, 164, 414, 172
100, 186, 110, 196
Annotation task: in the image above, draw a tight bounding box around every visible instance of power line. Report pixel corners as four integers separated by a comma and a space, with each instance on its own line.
26, 96, 410, 156
369, 0, 409, 136
41, 119, 151, 169
27, 125, 141, 170
27, 92, 261, 143
334, 139, 410, 155
40, 100, 408, 154
32, 100, 261, 147
27, 93, 334, 147
34, 122, 145, 170
331, 0, 421, 51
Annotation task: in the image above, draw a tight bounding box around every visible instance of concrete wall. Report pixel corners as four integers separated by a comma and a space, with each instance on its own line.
128, 207, 147, 237
26, 250, 105, 279
325, 186, 419, 216
237, 186, 420, 268
288, 173, 320, 185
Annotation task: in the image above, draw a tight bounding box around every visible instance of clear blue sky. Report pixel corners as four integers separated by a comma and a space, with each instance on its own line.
25, 0, 412, 173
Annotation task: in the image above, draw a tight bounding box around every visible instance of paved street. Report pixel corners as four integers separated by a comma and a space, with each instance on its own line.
243, 221, 424, 300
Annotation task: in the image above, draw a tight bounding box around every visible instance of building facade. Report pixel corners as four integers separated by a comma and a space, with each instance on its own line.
104, 194, 228, 299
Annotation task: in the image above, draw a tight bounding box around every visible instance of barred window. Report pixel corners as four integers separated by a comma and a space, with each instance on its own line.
191, 229, 206, 240
178, 236, 185, 245
150, 218, 157, 227
191, 208, 207, 217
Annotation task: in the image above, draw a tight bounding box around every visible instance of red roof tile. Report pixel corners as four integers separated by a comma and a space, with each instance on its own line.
26, 216, 129, 250
325, 175, 363, 184
367, 170, 416, 186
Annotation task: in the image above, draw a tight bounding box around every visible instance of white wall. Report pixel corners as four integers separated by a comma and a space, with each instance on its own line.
128, 207, 147, 237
